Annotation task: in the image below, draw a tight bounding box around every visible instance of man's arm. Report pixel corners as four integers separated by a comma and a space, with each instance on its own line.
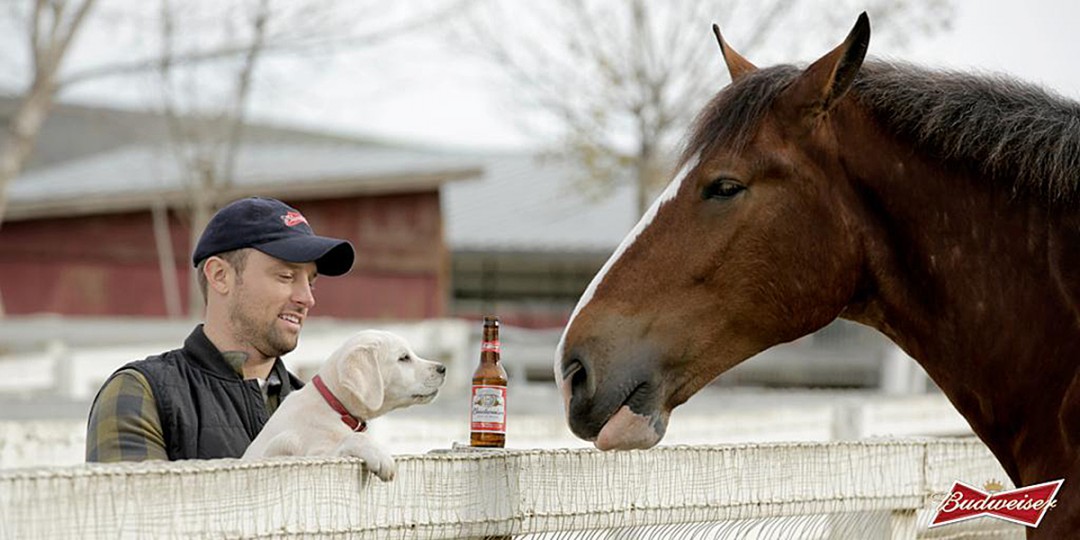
85, 369, 168, 462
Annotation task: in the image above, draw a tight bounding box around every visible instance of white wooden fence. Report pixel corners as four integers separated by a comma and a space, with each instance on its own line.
0, 439, 1023, 539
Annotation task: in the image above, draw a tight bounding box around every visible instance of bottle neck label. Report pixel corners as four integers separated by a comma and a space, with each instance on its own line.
481, 340, 501, 353
470, 385, 507, 434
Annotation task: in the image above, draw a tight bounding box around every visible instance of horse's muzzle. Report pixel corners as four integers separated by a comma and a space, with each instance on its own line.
559, 343, 667, 449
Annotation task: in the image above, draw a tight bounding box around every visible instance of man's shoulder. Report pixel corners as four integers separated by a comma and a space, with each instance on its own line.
122, 347, 186, 373
99, 368, 153, 398
119, 344, 205, 395
122, 325, 207, 374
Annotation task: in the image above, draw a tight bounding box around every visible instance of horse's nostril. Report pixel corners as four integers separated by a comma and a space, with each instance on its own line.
566, 357, 591, 397
435, 363, 446, 374
562, 358, 584, 381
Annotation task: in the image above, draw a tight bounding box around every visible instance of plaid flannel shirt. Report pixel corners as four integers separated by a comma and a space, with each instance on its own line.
85, 352, 284, 463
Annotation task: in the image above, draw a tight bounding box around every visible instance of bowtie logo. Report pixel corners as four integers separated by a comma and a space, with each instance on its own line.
930, 479, 1063, 528
281, 211, 308, 227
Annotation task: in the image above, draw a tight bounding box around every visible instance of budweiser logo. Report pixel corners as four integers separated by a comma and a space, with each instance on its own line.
281, 211, 308, 227
930, 479, 1063, 528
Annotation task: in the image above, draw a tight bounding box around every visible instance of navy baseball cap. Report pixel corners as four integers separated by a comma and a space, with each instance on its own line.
192, 197, 355, 276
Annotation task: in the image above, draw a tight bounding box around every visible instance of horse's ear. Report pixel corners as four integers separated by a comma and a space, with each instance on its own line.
781, 12, 870, 121
713, 24, 757, 83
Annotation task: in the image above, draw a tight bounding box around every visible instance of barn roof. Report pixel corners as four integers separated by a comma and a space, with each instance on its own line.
4, 98, 640, 253
442, 153, 638, 253
8, 142, 481, 220
2, 96, 482, 221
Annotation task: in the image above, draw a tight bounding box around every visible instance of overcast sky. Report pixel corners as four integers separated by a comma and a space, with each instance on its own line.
251, 0, 1080, 151
905, 0, 1080, 96
12, 0, 1080, 152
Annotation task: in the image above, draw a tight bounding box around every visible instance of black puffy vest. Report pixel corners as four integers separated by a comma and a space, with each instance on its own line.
122, 325, 302, 460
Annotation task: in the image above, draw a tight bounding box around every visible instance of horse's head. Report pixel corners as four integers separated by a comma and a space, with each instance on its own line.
557, 14, 873, 450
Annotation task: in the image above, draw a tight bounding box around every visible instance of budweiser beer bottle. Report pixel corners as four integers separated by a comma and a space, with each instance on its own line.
470, 316, 508, 447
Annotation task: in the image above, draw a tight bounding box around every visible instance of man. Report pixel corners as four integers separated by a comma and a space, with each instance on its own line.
85, 197, 355, 461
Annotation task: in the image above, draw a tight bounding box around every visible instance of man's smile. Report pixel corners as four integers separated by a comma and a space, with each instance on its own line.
278, 313, 303, 330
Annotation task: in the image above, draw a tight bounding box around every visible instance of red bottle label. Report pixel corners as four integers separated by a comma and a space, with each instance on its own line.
470, 385, 507, 434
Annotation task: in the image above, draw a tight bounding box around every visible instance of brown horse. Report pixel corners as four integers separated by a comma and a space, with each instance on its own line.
555, 12, 1080, 537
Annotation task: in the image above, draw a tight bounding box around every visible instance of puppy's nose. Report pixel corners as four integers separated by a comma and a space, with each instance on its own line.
435, 363, 446, 374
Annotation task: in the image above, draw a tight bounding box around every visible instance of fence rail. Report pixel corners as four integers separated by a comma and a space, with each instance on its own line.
0, 439, 1023, 539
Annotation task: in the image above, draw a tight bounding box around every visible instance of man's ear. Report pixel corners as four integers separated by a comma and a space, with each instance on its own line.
203, 256, 233, 295
338, 344, 385, 412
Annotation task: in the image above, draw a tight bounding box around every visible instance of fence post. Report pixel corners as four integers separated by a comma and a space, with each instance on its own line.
888, 509, 918, 539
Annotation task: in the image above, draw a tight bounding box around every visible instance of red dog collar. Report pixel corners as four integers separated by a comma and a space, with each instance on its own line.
311, 374, 367, 432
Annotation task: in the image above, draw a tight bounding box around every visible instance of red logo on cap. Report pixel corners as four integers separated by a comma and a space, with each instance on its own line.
282, 211, 308, 227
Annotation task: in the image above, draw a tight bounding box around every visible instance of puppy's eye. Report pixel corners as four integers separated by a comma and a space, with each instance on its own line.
398, 354, 411, 363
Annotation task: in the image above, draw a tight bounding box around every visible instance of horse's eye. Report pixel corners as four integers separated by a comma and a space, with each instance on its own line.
399, 355, 410, 363
702, 178, 746, 200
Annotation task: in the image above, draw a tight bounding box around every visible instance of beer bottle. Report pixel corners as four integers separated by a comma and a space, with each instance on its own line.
470, 316, 508, 448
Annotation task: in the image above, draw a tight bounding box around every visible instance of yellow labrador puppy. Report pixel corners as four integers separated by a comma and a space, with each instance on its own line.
243, 330, 446, 481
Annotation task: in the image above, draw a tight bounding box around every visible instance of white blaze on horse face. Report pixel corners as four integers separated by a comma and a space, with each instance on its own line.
554, 154, 701, 389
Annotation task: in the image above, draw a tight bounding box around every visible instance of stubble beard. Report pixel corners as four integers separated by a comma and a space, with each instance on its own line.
229, 295, 298, 360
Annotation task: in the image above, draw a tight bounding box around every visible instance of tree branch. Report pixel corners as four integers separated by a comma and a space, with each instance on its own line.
220, 0, 271, 189
54, 0, 97, 68
30, 0, 45, 71
57, 0, 478, 90
455, 0, 954, 216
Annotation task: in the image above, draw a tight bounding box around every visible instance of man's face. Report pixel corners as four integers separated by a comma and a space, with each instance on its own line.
227, 250, 317, 360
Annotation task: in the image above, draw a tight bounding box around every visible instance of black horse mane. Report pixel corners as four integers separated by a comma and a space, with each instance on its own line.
682, 60, 1080, 205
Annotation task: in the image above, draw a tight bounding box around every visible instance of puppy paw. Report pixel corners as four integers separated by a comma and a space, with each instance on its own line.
358, 445, 397, 482
336, 438, 396, 481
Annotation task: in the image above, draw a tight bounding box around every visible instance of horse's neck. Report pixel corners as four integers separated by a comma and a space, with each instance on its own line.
834, 107, 1080, 486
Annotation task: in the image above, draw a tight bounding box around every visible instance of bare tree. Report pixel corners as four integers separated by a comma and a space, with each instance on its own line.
0, 0, 474, 316
455, 0, 954, 215
0, 0, 475, 226
0, 0, 97, 226
152, 0, 274, 315
149, 0, 477, 315
0, 0, 97, 316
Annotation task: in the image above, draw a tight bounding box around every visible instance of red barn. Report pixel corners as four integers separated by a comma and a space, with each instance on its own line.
0, 99, 480, 320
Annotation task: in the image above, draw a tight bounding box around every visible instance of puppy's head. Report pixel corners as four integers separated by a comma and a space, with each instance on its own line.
325, 330, 446, 419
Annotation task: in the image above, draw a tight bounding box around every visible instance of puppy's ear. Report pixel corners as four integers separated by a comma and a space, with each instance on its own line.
338, 344, 385, 412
